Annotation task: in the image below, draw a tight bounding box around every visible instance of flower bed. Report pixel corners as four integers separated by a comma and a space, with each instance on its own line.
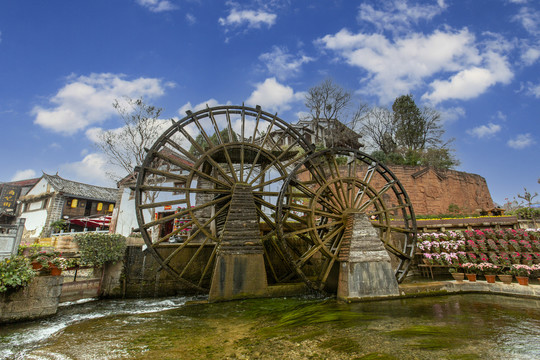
418, 228, 540, 279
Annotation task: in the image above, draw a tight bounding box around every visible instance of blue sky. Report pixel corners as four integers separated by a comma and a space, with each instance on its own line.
0, 0, 538, 207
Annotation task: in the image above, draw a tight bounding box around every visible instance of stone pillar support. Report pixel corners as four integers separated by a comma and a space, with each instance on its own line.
208, 183, 268, 302
337, 213, 400, 301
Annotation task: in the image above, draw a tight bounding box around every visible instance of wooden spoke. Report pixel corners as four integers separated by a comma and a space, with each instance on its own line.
141, 195, 232, 229
138, 185, 231, 194
208, 109, 238, 183
151, 148, 231, 188
152, 220, 195, 246
142, 167, 188, 183
138, 198, 188, 210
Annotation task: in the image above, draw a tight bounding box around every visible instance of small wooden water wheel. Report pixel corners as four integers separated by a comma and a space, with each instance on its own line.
134, 105, 312, 292
275, 148, 417, 292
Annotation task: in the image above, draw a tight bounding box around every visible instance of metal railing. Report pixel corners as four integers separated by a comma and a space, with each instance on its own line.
51, 228, 110, 237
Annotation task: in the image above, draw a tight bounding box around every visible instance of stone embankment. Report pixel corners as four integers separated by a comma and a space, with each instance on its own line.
0, 276, 63, 324
399, 281, 540, 300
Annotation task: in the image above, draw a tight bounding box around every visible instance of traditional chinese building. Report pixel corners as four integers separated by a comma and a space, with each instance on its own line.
0, 178, 40, 225
267, 118, 363, 150
18, 173, 119, 239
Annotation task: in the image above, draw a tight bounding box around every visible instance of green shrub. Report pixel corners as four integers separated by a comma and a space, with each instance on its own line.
512, 207, 540, 220
73, 233, 127, 267
335, 156, 348, 165
0, 256, 36, 293
50, 219, 68, 232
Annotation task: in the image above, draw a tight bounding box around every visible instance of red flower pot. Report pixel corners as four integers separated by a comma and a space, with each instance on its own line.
516, 276, 529, 286
32, 261, 42, 270
484, 274, 496, 283
50, 266, 62, 276
466, 274, 477, 282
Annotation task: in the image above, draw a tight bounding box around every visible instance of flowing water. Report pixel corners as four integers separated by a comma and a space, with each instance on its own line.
1, 294, 539, 360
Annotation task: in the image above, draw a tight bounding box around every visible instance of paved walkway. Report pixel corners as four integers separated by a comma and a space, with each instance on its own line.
399, 280, 540, 299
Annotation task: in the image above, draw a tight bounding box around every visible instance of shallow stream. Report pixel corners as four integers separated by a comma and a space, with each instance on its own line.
1, 294, 539, 359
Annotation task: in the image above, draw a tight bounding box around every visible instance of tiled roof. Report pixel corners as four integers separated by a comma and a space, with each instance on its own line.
43, 173, 119, 202
1, 178, 41, 187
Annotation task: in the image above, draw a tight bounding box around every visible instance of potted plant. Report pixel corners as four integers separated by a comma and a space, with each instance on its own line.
498, 268, 513, 284
478, 262, 499, 283
461, 263, 478, 282
531, 264, 540, 282
510, 264, 532, 286
448, 265, 464, 282
49, 257, 67, 276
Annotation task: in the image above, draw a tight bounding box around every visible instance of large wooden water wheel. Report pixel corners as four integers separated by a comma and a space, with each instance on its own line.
275, 148, 417, 292
134, 105, 312, 292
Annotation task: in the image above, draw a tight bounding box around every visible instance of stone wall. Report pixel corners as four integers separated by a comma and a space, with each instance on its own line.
299, 165, 494, 216
0, 275, 63, 324
104, 245, 215, 298
388, 166, 494, 215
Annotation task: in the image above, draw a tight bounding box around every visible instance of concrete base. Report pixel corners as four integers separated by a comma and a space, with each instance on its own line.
338, 261, 400, 301
209, 253, 268, 302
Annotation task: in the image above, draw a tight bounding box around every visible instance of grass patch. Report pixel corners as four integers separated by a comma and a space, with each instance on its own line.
355, 353, 398, 360
386, 325, 468, 350
319, 337, 360, 353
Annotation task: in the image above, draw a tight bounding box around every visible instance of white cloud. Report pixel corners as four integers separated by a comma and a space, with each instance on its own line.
136, 0, 178, 12
358, 0, 447, 33
528, 82, 540, 97
259, 46, 314, 81
507, 133, 535, 149
495, 111, 507, 121
178, 98, 222, 116
219, 8, 276, 29
33, 73, 168, 135
318, 28, 490, 103
245, 77, 304, 113
60, 153, 117, 187
439, 106, 465, 123
521, 46, 540, 65
466, 123, 501, 138
186, 13, 196, 25
11, 169, 37, 181
512, 6, 540, 35
317, 25, 514, 104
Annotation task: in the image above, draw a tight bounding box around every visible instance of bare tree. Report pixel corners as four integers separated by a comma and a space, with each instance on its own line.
96, 97, 164, 180
305, 78, 352, 146
357, 106, 397, 154
95, 97, 168, 238
517, 188, 539, 207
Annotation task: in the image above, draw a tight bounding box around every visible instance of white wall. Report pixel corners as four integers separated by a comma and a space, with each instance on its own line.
20, 209, 48, 238
26, 178, 48, 196
113, 188, 138, 237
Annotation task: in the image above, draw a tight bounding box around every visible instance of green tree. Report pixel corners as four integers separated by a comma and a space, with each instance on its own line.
189, 128, 239, 156
392, 94, 425, 151
361, 94, 458, 169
